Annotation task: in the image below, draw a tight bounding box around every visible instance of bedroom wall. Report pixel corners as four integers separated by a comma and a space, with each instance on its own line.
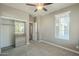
37, 4, 79, 51
0, 4, 29, 20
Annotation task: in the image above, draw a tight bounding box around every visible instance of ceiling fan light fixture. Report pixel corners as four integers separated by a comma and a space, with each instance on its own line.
26, 3, 53, 12
36, 3, 44, 10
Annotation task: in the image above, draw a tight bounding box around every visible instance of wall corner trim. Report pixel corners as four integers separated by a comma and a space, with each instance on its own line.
39, 40, 79, 54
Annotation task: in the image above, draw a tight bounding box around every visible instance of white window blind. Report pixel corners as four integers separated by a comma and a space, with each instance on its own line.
55, 11, 70, 40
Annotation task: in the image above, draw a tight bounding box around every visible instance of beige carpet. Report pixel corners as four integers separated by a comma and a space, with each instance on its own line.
1, 41, 79, 56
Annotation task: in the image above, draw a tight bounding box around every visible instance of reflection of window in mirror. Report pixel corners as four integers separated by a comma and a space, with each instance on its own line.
15, 22, 25, 34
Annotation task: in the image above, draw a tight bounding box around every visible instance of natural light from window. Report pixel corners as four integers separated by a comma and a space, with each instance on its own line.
55, 11, 70, 40
15, 22, 25, 34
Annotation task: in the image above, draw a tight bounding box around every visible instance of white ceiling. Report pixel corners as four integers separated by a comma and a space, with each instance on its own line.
3, 3, 75, 16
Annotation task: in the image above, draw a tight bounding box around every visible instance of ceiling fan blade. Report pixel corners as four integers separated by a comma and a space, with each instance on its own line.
44, 3, 53, 6
43, 8, 47, 11
26, 3, 35, 6
34, 9, 37, 12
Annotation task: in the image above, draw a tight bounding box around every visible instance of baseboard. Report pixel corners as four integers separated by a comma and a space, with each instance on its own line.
39, 40, 79, 54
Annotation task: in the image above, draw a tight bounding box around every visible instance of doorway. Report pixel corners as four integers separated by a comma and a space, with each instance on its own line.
29, 23, 33, 41
29, 22, 38, 43
33, 22, 38, 41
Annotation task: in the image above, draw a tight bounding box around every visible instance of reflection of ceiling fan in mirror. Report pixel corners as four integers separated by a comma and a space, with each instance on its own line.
26, 3, 53, 12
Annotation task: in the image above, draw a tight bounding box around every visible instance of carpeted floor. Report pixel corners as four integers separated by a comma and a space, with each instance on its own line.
0, 41, 79, 56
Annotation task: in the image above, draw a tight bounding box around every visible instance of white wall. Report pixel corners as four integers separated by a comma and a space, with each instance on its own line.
0, 4, 29, 21
37, 4, 79, 51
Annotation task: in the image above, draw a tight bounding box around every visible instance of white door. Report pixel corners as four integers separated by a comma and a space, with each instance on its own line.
33, 22, 38, 41
0, 24, 14, 48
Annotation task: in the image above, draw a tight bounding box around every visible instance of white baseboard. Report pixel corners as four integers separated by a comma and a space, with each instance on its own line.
39, 40, 79, 54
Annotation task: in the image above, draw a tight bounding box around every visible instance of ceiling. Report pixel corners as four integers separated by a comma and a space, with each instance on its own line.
3, 3, 75, 16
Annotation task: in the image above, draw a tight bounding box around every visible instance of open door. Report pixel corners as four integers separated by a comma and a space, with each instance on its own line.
33, 22, 38, 41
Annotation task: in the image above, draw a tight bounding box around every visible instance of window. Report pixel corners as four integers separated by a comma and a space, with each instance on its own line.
55, 11, 70, 40
15, 22, 25, 34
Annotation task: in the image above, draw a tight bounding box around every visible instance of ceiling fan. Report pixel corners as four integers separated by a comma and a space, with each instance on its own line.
26, 3, 53, 12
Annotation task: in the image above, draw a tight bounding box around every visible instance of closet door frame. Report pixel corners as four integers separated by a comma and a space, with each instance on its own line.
0, 16, 27, 54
